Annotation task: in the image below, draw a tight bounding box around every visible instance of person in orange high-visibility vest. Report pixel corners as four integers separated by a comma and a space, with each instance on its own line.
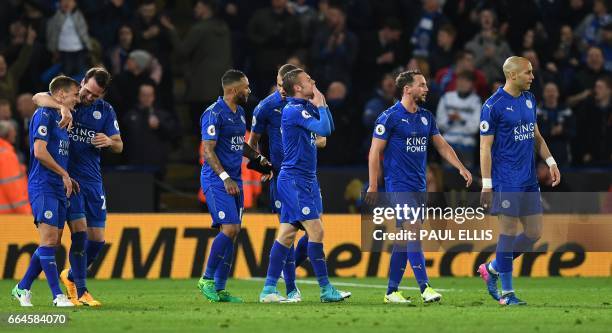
198, 131, 262, 209
0, 120, 31, 214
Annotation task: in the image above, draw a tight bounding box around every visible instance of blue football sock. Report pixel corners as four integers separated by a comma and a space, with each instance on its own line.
214, 242, 234, 291
18, 248, 42, 290
69, 232, 88, 297
38, 246, 63, 298
295, 234, 309, 267
387, 244, 407, 295
283, 245, 297, 294
203, 232, 232, 280
307, 242, 330, 287
496, 234, 516, 293
512, 233, 538, 259
407, 241, 429, 292
264, 241, 290, 287
69, 240, 105, 282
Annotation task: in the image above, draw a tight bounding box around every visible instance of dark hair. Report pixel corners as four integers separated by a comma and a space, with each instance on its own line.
456, 70, 474, 82
395, 70, 423, 91
597, 75, 612, 89
195, 0, 217, 13
49, 75, 79, 94
84, 67, 112, 91
221, 69, 246, 88
439, 23, 456, 37
282, 68, 305, 97
278, 64, 299, 78
0, 98, 9, 107
455, 50, 475, 63
381, 17, 402, 31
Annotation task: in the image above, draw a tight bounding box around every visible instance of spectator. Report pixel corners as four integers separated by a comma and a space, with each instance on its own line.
0, 120, 30, 214
311, 3, 359, 90
3, 19, 47, 93
522, 49, 560, 101
107, 50, 161, 116
430, 23, 457, 75
575, 0, 611, 48
435, 71, 481, 169
576, 76, 612, 165
548, 24, 582, 93
567, 46, 610, 107
435, 50, 489, 100
565, 0, 591, 29
122, 83, 179, 211
465, 8, 513, 83
15, 93, 35, 156
88, 0, 134, 50
358, 17, 404, 93
248, 0, 302, 97
537, 82, 575, 166
442, 0, 480, 47
363, 73, 396, 131
598, 22, 612, 71
0, 27, 34, 102
106, 24, 135, 76
0, 99, 11, 121
410, 0, 448, 58
167, 0, 231, 135
288, 0, 320, 47
46, 0, 93, 77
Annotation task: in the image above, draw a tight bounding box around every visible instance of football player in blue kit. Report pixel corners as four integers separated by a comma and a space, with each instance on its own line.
32, 67, 122, 306
12, 76, 80, 307
259, 68, 351, 303
367, 70, 472, 304
197, 70, 273, 303
248, 64, 326, 302
478, 56, 560, 306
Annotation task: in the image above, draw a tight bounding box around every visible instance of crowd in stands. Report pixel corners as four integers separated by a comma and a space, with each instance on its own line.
1, 0, 611, 182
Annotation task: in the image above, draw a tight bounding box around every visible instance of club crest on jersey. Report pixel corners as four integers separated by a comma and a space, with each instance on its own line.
207, 125, 216, 136
421, 116, 428, 126
44, 210, 53, 219
218, 211, 226, 220
502, 200, 511, 209
38, 125, 48, 136
241, 115, 246, 124
526, 99, 533, 109
275, 200, 282, 209
480, 120, 489, 132
252, 116, 257, 126
375, 124, 385, 135
93, 111, 102, 120
301, 110, 312, 119
302, 206, 311, 215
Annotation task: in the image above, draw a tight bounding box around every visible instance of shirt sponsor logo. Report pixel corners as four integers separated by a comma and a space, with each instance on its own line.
513, 122, 535, 141
230, 136, 245, 151
406, 136, 428, 152
69, 127, 96, 144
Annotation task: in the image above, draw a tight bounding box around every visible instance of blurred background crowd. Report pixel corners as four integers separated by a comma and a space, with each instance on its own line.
1, 0, 611, 212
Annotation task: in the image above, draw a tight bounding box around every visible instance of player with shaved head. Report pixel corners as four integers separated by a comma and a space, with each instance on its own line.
478, 56, 561, 305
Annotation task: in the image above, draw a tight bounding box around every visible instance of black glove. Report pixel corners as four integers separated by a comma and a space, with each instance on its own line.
247, 155, 273, 174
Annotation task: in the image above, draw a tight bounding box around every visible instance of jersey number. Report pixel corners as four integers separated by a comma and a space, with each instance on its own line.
101, 195, 106, 210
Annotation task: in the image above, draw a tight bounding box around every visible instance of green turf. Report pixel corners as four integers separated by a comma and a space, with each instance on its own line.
0, 277, 610, 333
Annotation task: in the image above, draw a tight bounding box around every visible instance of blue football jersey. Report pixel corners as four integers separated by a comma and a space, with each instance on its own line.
200, 97, 247, 187
373, 102, 439, 192
480, 87, 537, 187
28, 107, 70, 199
68, 99, 120, 183
280, 97, 323, 178
251, 91, 287, 171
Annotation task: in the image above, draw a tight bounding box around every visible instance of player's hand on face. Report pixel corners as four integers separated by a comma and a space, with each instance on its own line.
92, 133, 112, 148
58, 105, 73, 130
480, 187, 492, 210
223, 178, 240, 196
310, 86, 325, 107
549, 164, 561, 187
62, 175, 73, 198
460, 168, 473, 187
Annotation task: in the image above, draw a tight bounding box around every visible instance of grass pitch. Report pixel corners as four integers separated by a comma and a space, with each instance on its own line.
1, 277, 610, 333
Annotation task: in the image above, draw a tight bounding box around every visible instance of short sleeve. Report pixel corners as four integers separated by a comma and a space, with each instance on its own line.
479, 103, 497, 136
103, 105, 120, 136
372, 112, 394, 140
251, 104, 267, 134
292, 106, 320, 130
201, 109, 220, 141
429, 112, 440, 136
32, 109, 52, 142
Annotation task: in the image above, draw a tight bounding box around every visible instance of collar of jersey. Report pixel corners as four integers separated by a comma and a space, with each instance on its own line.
394, 101, 420, 115
497, 87, 523, 100
286, 97, 309, 106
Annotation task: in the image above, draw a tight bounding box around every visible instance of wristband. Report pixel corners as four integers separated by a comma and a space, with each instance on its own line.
545, 157, 557, 167
482, 178, 492, 189
219, 171, 230, 181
